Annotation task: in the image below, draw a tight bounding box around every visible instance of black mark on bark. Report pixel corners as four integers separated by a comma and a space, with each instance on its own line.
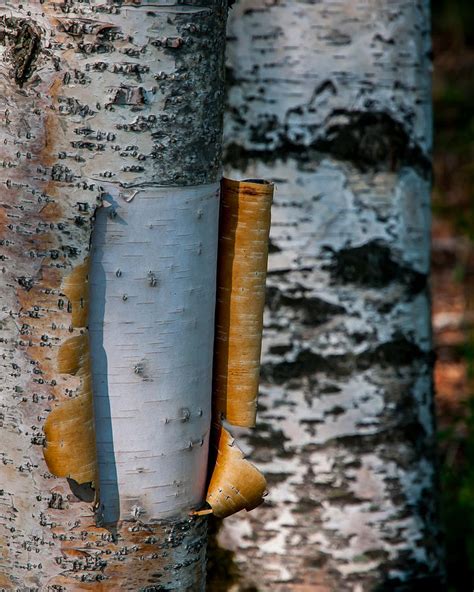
110, 86, 147, 107
267, 286, 346, 326
318, 111, 432, 173
17, 276, 34, 291
262, 337, 428, 384
323, 240, 427, 294
362, 337, 429, 370
225, 111, 431, 177
48, 492, 65, 510
262, 349, 327, 384
268, 239, 281, 253
247, 422, 291, 459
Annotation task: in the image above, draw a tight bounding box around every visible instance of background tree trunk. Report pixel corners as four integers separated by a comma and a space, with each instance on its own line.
0, 1, 226, 589
210, 1, 445, 590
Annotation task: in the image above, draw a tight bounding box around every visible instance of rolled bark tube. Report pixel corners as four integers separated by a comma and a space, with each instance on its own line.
213, 178, 274, 427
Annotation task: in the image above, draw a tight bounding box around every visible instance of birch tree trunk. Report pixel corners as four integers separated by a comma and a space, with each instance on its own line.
212, 1, 445, 590
0, 1, 226, 589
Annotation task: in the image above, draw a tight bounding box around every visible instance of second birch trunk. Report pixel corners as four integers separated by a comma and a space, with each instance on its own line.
211, 1, 445, 590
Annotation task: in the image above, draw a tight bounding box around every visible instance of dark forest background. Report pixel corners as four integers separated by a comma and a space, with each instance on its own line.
432, 0, 474, 589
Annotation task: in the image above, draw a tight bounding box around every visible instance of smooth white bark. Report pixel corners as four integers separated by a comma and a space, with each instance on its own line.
90, 184, 220, 523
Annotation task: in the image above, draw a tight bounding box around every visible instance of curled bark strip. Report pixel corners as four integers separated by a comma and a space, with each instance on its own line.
43, 262, 97, 487
206, 426, 267, 518
213, 177, 274, 427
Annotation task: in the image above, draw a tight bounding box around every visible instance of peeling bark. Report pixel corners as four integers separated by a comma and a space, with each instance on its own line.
0, 1, 226, 589
206, 426, 267, 518
204, 178, 273, 520
213, 178, 273, 427
212, 1, 445, 590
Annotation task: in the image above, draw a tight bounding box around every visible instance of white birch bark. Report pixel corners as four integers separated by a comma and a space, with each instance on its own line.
211, 1, 445, 590
0, 1, 226, 589
89, 184, 219, 524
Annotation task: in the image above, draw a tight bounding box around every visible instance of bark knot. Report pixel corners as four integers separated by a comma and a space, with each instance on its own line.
8, 20, 42, 86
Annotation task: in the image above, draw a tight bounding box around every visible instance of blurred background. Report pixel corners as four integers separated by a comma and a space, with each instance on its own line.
432, 0, 474, 589
209, 2, 474, 589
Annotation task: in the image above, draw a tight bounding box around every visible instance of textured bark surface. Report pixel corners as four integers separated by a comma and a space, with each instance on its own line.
0, 1, 226, 589
211, 1, 445, 590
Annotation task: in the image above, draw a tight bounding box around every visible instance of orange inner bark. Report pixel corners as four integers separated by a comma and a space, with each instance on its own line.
213, 177, 273, 427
